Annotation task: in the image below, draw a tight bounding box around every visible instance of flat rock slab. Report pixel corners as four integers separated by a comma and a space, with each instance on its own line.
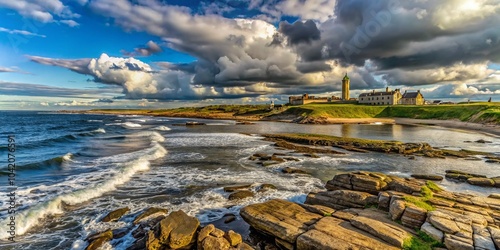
296, 217, 400, 250
350, 215, 410, 247
240, 199, 322, 244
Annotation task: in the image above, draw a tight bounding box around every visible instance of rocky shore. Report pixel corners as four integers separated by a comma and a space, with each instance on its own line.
241, 171, 500, 250
83, 170, 500, 250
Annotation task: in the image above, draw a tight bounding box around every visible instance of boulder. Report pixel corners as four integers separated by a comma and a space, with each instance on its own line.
378, 192, 391, 210
240, 199, 322, 245
401, 205, 427, 229
258, 184, 277, 192
472, 225, 495, 250
298, 204, 335, 216
133, 207, 168, 225
281, 167, 308, 174
305, 190, 378, 210
445, 170, 487, 182
147, 210, 200, 250
410, 174, 443, 181
224, 230, 242, 246
389, 200, 406, 221
223, 184, 252, 192
467, 178, 495, 187
488, 226, 500, 250
198, 224, 215, 249
228, 190, 254, 200
201, 235, 230, 250
210, 228, 225, 238
420, 222, 443, 242
387, 176, 422, 194
428, 211, 460, 234
350, 215, 410, 247
296, 217, 399, 250
101, 207, 130, 222
86, 230, 113, 250
444, 234, 474, 250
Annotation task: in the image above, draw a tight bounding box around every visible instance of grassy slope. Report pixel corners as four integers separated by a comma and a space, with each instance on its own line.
283, 102, 500, 124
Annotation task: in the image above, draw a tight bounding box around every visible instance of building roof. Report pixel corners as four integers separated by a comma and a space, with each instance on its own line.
343, 73, 349, 81
402, 92, 422, 98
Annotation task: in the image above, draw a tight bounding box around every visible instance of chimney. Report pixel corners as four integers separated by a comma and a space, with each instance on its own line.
386, 87, 389, 92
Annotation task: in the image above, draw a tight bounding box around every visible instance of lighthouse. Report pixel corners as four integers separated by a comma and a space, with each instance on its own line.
342, 73, 350, 101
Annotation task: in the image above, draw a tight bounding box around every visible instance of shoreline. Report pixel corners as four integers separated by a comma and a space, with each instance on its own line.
68, 110, 500, 137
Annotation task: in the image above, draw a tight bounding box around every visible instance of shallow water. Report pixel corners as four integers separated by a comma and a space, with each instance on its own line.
0, 112, 499, 249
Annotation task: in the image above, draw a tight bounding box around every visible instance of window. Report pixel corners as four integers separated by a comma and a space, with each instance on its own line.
382, 97, 384, 100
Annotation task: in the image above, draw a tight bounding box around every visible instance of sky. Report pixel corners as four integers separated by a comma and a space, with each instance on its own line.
0, 0, 499, 110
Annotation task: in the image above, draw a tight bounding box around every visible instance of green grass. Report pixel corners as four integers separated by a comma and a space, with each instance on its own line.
283, 102, 500, 124
403, 196, 435, 212
403, 230, 445, 250
425, 181, 443, 192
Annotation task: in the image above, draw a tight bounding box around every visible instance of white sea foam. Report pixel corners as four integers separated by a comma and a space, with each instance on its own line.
92, 128, 106, 134
126, 131, 165, 142
62, 153, 74, 162
0, 139, 167, 239
154, 125, 171, 131
87, 120, 103, 123
105, 122, 142, 128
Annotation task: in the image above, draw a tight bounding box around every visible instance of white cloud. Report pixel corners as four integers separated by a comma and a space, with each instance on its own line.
60, 20, 80, 27
0, 27, 46, 37
0, 0, 80, 24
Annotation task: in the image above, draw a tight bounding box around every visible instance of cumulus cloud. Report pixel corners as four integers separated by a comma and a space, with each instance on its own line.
0, 27, 46, 37
0, 67, 16, 73
59, 20, 80, 27
24, 0, 500, 101
121, 41, 162, 57
0, 0, 80, 23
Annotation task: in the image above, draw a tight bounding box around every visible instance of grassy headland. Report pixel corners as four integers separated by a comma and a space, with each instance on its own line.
281, 102, 500, 124
78, 102, 500, 126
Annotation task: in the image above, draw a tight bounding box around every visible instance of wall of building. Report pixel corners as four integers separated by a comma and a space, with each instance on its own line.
358, 93, 401, 105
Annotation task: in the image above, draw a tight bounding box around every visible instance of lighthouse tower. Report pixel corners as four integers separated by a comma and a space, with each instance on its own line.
342, 73, 350, 101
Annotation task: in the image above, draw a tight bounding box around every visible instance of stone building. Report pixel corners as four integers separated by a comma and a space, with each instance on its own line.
400, 90, 424, 105
288, 94, 340, 105
358, 87, 402, 105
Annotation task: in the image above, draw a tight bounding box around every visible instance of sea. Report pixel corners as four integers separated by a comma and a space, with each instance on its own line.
0, 111, 499, 249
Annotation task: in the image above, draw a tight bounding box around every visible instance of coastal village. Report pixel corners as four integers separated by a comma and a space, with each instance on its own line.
289, 73, 425, 106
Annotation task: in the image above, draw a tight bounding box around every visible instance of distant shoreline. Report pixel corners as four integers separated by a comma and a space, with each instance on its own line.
62, 108, 500, 137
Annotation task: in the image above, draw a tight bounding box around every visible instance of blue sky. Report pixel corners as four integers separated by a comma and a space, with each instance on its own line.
0, 0, 499, 110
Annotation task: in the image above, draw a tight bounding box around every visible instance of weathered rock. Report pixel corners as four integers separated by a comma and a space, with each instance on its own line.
223, 214, 236, 224
489, 193, 500, 199
475, 139, 493, 143
378, 192, 391, 210
488, 226, 500, 250
305, 190, 378, 210
258, 184, 277, 191
224, 230, 242, 246
472, 225, 495, 250
101, 207, 130, 222
296, 217, 399, 250
428, 211, 460, 234
240, 199, 322, 244
303, 153, 319, 158
223, 184, 252, 192
389, 200, 406, 221
421, 222, 443, 242
149, 210, 200, 249
350, 215, 410, 247
428, 198, 455, 207
410, 174, 444, 181
401, 205, 427, 229
445, 170, 487, 182
235, 242, 254, 250
197, 224, 215, 250
211, 228, 225, 238
186, 122, 206, 126
331, 210, 356, 221
388, 176, 423, 194
86, 230, 113, 250
467, 177, 495, 187
201, 235, 230, 250
281, 167, 308, 174
228, 190, 254, 200
133, 207, 168, 225
298, 203, 335, 216
444, 234, 474, 250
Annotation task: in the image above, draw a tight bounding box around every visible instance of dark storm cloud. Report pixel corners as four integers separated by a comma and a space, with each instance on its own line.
279, 20, 320, 45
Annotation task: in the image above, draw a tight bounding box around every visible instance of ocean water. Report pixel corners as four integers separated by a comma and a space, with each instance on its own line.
0, 111, 499, 249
